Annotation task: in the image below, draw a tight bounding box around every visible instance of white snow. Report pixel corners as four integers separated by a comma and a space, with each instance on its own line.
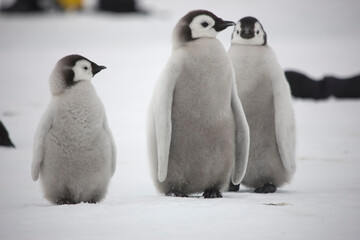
1, 0, 360, 239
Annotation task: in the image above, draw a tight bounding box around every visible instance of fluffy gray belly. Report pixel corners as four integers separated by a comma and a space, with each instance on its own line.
41, 127, 112, 197
159, 109, 236, 194
241, 96, 288, 187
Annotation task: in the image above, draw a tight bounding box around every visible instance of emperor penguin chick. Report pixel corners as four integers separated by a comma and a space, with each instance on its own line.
228, 17, 296, 193
32, 55, 117, 204
147, 10, 250, 198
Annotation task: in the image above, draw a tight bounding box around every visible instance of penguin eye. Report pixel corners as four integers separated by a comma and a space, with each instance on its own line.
237, 30, 240, 34
256, 30, 260, 34
83, 66, 88, 70
201, 22, 209, 28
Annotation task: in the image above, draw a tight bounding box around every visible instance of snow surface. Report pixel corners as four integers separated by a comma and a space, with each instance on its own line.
1, 0, 360, 239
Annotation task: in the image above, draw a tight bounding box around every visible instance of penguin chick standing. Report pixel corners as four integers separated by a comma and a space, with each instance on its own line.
147, 10, 250, 198
32, 55, 116, 204
228, 17, 296, 193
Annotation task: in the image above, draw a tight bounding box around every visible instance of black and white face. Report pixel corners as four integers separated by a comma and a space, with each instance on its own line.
189, 14, 218, 39
49, 55, 106, 95
174, 10, 235, 45
232, 17, 267, 46
60, 55, 106, 86
72, 59, 94, 82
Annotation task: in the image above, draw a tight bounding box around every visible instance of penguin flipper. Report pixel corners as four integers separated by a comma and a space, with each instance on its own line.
32, 106, 53, 181
271, 61, 296, 175
152, 52, 183, 182
230, 77, 250, 185
103, 114, 117, 176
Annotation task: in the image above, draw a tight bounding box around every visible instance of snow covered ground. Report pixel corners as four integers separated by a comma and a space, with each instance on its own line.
1, 0, 360, 239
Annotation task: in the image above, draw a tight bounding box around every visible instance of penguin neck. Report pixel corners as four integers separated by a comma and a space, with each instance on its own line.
173, 37, 222, 51
230, 44, 272, 59
50, 80, 104, 132
232, 43, 267, 47
57, 80, 98, 101
231, 43, 270, 51
185, 38, 227, 60
51, 80, 103, 127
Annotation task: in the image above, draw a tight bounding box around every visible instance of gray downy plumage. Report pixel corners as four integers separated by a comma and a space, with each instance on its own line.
228, 17, 296, 193
32, 55, 116, 204
147, 10, 250, 198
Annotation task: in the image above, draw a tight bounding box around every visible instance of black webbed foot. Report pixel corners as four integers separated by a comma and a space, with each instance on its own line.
56, 199, 76, 205
228, 182, 240, 192
254, 183, 277, 193
203, 189, 222, 198
87, 191, 102, 203
87, 199, 99, 204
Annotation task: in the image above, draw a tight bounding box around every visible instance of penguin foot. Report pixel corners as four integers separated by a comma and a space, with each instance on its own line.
87, 199, 99, 204
87, 191, 103, 203
166, 192, 188, 198
228, 182, 240, 192
203, 189, 222, 198
56, 198, 76, 205
254, 183, 277, 194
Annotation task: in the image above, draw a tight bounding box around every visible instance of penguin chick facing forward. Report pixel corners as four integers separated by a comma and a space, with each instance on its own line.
228, 17, 296, 193
147, 10, 250, 198
32, 55, 116, 204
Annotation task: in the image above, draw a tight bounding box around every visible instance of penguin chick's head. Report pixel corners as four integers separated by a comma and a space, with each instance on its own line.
173, 10, 235, 47
49, 54, 106, 95
231, 16, 267, 46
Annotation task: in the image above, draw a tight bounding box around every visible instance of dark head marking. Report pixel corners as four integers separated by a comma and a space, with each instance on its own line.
177, 10, 218, 43
174, 10, 235, 45
57, 54, 90, 87
50, 55, 106, 95
56, 54, 106, 87
201, 21, 209, 28
239, 16, 267, 45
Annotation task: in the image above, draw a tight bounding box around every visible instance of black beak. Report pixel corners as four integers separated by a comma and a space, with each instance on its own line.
214, 19, 235, 32
240, 27, 255, 39
91, 63, 106, 76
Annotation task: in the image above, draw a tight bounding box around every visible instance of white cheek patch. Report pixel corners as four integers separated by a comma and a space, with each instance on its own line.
189, 15, 218, 39
73, 59, 93, 82
232, 21, 265, 46
232, 23, 241, 40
